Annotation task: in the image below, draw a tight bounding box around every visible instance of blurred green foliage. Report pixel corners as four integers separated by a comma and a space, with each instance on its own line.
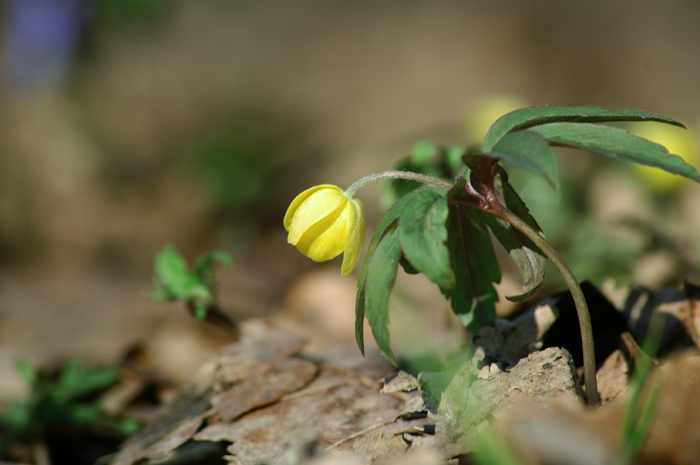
381, 140, 464, 208
97, 0, 167, 26
179, 123, 289, 209
0, 360, 139, 455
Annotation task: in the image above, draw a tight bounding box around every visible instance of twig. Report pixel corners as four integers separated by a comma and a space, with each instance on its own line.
325, 418, 395, 450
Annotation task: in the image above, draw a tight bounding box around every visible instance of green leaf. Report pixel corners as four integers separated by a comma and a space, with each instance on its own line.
65, 404, 103, 424
410, 140, 442, 165
489, 130, 559, 188
398, 189, 454, 289
446, 145, 467, 172
153, 246, 200, 300
55, 362, 82, 404
363, 225, 402, 365
79, 365, 120, 395
113, 417, 143, 436
479, 167, 547, 301
381, 141, 460, 207
54, 362, 119, 405
0, 402, 27, 428
443, 179, 501, 331
483, 106, 684, 153
356, 188, 431, 354
193, 250, 232, 288
528, 122, 700, 183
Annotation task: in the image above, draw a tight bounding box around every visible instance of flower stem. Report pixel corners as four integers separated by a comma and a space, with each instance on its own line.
496, 208, 600, 405
345, 170, 452, 197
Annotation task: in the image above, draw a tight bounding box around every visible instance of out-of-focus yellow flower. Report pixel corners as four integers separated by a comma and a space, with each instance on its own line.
628, 122, 699, 193
465, 94, 529, 145
284, 184, 365, 275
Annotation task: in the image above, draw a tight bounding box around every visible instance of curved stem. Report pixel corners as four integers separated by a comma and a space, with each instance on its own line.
496, 208, 600, 405
345, 170, 452, 196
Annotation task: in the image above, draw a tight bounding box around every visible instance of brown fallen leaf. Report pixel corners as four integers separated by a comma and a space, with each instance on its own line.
596, 349, 629, 405
108, 319, 435, 465
194, 365, 428, 464
108, 390, 214, 465
209, 357, 318, 423
491, 351, 700, 465
108, 320, 317, 465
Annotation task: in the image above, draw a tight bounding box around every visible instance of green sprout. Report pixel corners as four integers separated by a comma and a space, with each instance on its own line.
615, 329, 662, 465
149, 245, 232, 322
284, 106, 700, 405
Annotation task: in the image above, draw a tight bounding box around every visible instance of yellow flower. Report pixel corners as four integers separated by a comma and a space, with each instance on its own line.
284, 184, 365, 275
465, 94, 529, 144
628, 122, 699, 193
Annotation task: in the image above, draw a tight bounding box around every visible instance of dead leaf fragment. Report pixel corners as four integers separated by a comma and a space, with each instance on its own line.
596, 349, 629, 405
195, 366, 434, 465
210, 357, 318, 422
109, 390, 214, 465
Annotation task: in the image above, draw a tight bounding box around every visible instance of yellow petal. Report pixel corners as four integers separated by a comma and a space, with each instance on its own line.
296, 200, 352, 261
283, 184, 342, 231
286, 186, 346, 245
341, 197, 365, 275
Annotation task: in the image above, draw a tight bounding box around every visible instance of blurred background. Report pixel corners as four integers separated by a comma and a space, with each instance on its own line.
1, 0, 700, 396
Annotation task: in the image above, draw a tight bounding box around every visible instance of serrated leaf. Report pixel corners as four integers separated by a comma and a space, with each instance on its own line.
528, 122, 700, 183
363, 225, 402, 365
443, 179, 501, 331
489, 130, 559, 188
483, 106, 684, 153
356, 188, 432, 354
479, 166, 547, 301
398, 189, 454, 288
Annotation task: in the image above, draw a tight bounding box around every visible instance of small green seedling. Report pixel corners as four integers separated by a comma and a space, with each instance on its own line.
285, 106, 700, 405
0, 360, 139, 457
615, 329, 662, 465
149, 245, 232, 321
471, 428, 524, 465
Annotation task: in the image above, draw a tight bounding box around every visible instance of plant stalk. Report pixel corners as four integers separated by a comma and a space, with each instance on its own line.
345, 170, 452, 196
496, 208, 600, 405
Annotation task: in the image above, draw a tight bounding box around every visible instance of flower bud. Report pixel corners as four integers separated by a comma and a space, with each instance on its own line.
284, 185, 365, 275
